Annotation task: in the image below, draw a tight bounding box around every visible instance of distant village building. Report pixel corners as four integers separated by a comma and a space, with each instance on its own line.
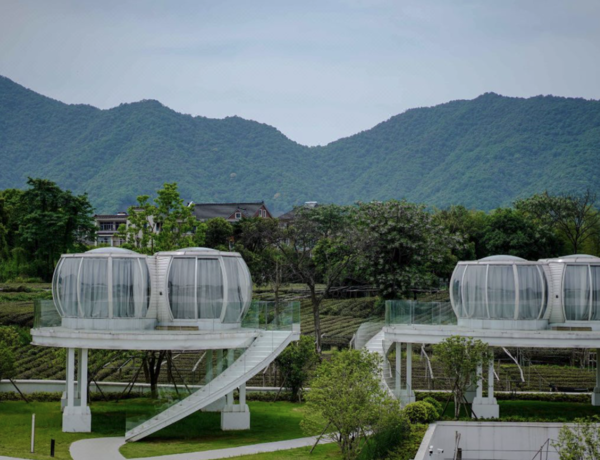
278, 201, 318, 227
94, 212, 128, 246
94, 201, 273, 246
191, 201, 273, 222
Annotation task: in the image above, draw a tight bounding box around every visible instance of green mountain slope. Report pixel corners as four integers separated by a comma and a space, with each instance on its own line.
1, 75, 599, 213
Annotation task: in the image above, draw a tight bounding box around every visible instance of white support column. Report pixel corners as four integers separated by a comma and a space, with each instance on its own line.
487, 361, 494, 403
395, 343, 401, 396
399, 343, 416, 405
63, 348, 91, 432
80, 349, 88, 407
239, 383, 246, 406
472, 360, 499, 419
406, 343, 413, 393
221, 349, 250, 430
67, 348, 75, 409
61, 347, 73, 411
593, 349, 600, 406
76, 348, 83, 403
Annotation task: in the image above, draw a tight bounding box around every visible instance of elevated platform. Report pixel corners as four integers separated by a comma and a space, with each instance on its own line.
30, 327, 259, 350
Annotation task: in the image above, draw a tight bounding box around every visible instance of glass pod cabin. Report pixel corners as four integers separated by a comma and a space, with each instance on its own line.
539, 254, 600, 328
151, 247, 252, 329
450, 255, 549, 330
52, 247, 153, 330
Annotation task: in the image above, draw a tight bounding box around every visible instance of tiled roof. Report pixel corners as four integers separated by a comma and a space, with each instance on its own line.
192, 202, 268, 220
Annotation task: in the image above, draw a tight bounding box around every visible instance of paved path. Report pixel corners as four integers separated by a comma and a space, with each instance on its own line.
69, 435, 334, 460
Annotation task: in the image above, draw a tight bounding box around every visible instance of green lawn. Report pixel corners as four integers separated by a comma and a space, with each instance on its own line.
225, 444, 342, 460
2, 398, 600, 460
0, 399, 310, 460
121, 401, 308, 458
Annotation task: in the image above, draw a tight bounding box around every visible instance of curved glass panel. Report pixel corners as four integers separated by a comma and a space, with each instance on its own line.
564, 265, 590, 320
223, 257, 252, 322
168, 258, 196, 319
591, 266, 600, 320
463, 265, 486, 318
450, 265, 465, 316
113, 258, 148, 318
80, 258, 108, 318
57, 258, 80, 317
197, 258, 223, 319
518, 265, 543, 319
488, 265, 515, 319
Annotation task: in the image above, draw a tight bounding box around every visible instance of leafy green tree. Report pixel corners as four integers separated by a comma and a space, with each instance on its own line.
433, 336, 491, 419
275, 335, 319, 401
480, 207, 563, 259
516, 190, 600, 254
353, 200, 463, 298
205, 217, 234, 250
118, 183, 197, 254
434, 205, 487, 261
278, 204, 359, 352
553, 416, 600, 460
11, 178, 95, 280
302, 349, 406, 460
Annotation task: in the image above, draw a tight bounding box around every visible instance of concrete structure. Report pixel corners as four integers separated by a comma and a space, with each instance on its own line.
365, 254, 600, 418
31, 247, 299, 440
414, 421, 566, 460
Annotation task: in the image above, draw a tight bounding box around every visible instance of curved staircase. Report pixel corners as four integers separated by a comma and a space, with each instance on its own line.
125, 330, 294, 442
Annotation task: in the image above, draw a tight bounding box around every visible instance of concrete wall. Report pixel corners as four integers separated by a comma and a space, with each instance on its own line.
414, 421, 566, 460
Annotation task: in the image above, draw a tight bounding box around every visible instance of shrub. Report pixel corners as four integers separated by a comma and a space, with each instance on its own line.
404, 401, 437, 424
422, 396, 442, 416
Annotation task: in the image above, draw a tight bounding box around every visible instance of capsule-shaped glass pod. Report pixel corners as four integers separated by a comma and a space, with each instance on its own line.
450, 255, 548, 320
539, 255, 600, 322
51, 248, 151, 320
157, 248, 252, 324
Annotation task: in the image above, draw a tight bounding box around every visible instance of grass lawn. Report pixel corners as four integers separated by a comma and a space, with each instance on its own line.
225, 444, 342, 460
0, 399, 310, 460
120, 401, 308, 458
2, 398, 600, 460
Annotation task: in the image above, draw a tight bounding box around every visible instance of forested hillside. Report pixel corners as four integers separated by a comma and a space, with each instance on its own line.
1, 75, 599, 213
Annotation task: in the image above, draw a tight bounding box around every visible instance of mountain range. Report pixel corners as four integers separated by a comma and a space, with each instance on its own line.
1, 75, 599, 215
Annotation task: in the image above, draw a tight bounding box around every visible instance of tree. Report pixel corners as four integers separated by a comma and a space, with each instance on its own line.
275, 335, 319, 401
118, 183, 197, 254
553, 416, 600, 460
11, 178, 95, 280
433, 336, 491, 419
278, 204, 359, 353
433, 205, 487, 262
354, 200, 463, 298
205, 217, 234, 250
480, 208, 563, 260
516, 190, 600, 254
302, 349, 406, 460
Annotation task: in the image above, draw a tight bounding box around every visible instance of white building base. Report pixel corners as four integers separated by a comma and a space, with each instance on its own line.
63, 406, 92, 432
472, 397, 499, 419
221, 404, 250, 430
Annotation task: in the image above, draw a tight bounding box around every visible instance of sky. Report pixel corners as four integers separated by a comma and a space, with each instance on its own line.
1, 0, 599, 146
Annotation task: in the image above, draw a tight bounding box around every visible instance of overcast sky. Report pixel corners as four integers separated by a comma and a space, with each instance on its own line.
1, 0, 599, 146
